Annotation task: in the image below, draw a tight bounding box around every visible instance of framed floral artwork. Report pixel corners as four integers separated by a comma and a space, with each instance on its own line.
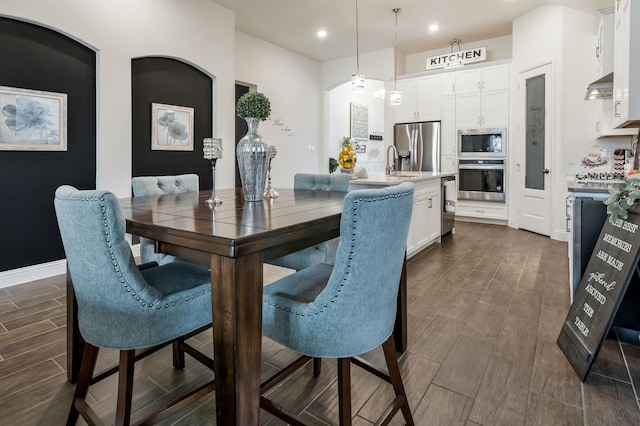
151, 103, 194, 151
0, 86, 67, 151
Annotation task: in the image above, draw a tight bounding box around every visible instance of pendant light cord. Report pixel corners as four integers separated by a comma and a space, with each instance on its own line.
393, 8, 399, 90
355, 0, 360, 73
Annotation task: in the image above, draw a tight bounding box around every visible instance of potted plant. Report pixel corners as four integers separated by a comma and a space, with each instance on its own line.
604, 175, 640, 222
236, 92, 271, 121
235, 92, 272, 201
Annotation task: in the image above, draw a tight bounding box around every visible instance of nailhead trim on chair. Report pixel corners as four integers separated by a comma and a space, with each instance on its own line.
265, 190, 412, 317
66, 192, 211, 310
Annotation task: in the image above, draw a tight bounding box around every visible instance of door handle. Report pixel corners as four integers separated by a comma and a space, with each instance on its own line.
542, 169, 550, 174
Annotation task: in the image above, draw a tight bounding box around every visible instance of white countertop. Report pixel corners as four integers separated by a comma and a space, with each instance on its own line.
348, 171, 457, 186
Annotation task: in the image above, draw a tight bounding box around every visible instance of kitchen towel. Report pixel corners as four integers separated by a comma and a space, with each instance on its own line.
445, 180, 456, 213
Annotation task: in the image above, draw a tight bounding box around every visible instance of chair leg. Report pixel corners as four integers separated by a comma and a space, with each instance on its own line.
67, 343, 100, 425
172, 339, 186, 370
337, 358, 352, 426
115, 350, 136, 426
382, 337, 414, 426
313, 357, 322, 377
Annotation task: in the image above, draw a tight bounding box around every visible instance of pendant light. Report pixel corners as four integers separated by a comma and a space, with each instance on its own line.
351, 0, 365, 92
389, 8, 402, 105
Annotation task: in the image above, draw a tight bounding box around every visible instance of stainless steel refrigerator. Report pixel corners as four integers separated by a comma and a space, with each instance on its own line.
393, 121, 441, 172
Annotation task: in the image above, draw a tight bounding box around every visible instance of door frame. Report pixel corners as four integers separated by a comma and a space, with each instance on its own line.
511, 60, 556, 235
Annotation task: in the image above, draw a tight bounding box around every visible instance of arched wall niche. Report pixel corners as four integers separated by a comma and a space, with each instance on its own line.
0, 16, 96, 272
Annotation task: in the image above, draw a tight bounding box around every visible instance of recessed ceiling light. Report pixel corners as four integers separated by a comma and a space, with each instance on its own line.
428, 24, 439, 32
317, 29, 327, 39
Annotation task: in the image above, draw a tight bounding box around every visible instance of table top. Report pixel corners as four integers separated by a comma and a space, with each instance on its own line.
120, 188, 346, 260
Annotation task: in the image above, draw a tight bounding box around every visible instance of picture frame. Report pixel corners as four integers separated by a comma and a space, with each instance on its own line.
0, 86, 67, 151
350, 102, 369, 141
151, 103, 194, 151
354, 142, 366, 153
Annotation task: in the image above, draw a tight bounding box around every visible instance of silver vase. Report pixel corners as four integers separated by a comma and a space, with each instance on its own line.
237, 117, 269, 201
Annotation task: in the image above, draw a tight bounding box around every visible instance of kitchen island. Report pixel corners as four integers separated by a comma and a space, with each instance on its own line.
349, 171, 457, 257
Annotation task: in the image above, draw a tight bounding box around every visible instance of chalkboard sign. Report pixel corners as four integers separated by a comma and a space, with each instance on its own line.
558, 204, 640, 382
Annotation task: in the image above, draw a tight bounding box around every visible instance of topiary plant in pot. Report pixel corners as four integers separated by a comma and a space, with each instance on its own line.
235, 92, 272, 201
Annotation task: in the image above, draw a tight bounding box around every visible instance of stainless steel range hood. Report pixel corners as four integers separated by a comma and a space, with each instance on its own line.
585, 72, 613, 100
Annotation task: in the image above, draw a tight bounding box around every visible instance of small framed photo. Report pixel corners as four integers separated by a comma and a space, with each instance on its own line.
354, 142, 366, 153
151, 103, 194, 151
0, 86, 67, 151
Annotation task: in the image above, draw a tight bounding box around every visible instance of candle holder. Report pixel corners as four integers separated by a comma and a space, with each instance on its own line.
263, 145, 279, 198
203, 138, 223, 206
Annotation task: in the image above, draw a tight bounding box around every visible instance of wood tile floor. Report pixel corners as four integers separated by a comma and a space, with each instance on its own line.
1, 221, 640, 425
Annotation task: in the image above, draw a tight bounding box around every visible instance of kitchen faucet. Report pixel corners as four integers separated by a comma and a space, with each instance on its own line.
386, 145, 398, 175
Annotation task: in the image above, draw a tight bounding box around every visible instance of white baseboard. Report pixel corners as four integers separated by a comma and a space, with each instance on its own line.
0, 260, 67, 289
0, 244, 142, 289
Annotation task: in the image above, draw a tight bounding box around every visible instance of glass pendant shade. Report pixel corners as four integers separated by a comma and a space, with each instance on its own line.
389, 89, 402, 105
352, 72, 366, 92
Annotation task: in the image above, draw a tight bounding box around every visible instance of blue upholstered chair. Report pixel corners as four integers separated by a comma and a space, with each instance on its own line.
54, 185, 214, 426
131, 174, 199, 266
260, 182, 415, 426
268, 173, 350, 270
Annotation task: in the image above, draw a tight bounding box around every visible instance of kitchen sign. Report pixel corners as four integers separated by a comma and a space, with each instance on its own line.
557, 204, 640, 381
425, 46, 487, 70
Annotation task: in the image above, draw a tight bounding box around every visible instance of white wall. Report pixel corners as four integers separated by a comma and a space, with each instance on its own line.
235, 31, 323, 186
326, 80, 386, 173
512, 5, 602, 240
0, 0, 236, 196
405, 35, 513, 75
322, 48, 395, 170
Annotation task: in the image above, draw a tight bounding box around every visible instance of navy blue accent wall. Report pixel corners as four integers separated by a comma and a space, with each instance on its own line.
0, 17, 96, 272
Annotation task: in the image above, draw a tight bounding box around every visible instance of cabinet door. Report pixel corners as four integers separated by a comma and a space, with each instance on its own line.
426, 190, 442, 243
481, 64, 510, 91
481, 90, 509, 128
411, 192, 431, 252
442, 72, 456, 96
613, 0, 630, 127
455, 68, 482, 94
394, 79, 418, 123
455, 92, 481, 128
417, 75, 442, 121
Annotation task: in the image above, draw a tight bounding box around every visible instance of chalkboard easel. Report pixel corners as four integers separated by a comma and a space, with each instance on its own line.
558, 204, 640, 382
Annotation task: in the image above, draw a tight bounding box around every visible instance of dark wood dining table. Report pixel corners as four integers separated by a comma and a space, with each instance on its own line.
66, 187, 407, 425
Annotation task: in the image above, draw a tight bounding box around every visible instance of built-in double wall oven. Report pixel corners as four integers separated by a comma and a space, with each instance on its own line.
457, 128, 506, 203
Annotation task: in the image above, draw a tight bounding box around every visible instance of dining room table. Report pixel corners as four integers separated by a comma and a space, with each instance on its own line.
65, 186, 408, 425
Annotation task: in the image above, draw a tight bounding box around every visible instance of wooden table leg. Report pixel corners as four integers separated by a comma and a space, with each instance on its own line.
66, 266, 84, 383
210, 253, 263, 425
393, 254, 408, 353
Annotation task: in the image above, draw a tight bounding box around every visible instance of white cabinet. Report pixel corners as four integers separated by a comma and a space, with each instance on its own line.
441, 95, 457, 173
456, 90, 509, 129
455, 64, 509, 128
442, 72, 456, 96
407, 179, 441, 257
595, 98, 638, 137
595, 8, 615, 76
455, 200, 508, 221
613, 0, 640, 128
394, 75, 442, 123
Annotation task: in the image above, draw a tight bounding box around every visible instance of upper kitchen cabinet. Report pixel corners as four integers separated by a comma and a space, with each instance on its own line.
394, 74, 442, 123
613, 0, 640, 128
455, 63, 510, 129
592, 7, 636, 137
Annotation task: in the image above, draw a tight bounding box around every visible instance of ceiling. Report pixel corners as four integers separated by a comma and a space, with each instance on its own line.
212, 0, 614, 63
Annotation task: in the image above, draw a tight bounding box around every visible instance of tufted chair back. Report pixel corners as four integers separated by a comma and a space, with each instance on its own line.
131, 174, 199, 265
131, 173, 199, 196
293, 173, 349, 192
54, 185, 211, 349
263, 182, 414, 358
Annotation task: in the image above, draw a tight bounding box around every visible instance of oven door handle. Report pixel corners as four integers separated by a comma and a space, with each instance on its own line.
458, 164, 505, 170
